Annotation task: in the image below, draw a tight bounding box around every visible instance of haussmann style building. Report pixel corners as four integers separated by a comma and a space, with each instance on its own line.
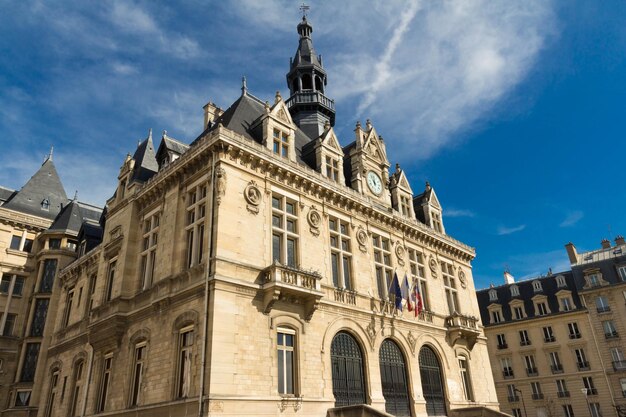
477, 237, 626, 417
1, 15, 502, 417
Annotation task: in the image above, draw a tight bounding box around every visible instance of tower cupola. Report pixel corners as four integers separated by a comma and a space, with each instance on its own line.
286, 15, 335, 139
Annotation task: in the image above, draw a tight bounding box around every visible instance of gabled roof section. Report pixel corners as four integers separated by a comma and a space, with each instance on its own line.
131, 133, 159, 182
49, 199, 82, 233
3, 158, 68, 220
389, 164, 413, 194
156, 134, 189, 162
0, 186, 16, 205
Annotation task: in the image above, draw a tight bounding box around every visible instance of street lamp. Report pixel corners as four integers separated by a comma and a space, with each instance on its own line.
514, 388, 528, 417
581, 388, 592, 417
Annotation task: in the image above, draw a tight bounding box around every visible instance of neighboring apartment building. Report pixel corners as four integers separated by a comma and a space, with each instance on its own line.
0, 156, 103, 412
567, 238, 626, 413
1, 15, 501, 417
478, 237, 626, 417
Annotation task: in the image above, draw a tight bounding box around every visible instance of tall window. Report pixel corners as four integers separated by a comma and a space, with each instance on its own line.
536, 301, 548, 316
458, 356, 473, 401
512, 409, 522, 417
603, 320, 618, 338
140, 212, 160, 289
177, 327, 194, 398
563, 404, 574, 417
618, 266, 626, 281
277, 328, 295, 395
329, 218, 351, 289
510, 285, 519, 297
620, 378, 626, 397
496, 334, 507, 349
399, 195, 411, 216
273, 129, 289, 158
524, 355, 537, 375
69, 360, 84, 416
30, 298, 50, 337
44, 370, 59, 417
272, 195, 298, 267
20, 343, 40, 382
501, 357, 513, 378
532, 280, 542, 292
88, 274, 97, 311
408, 249, 428, 310
507, 384, 518, 402
583, 376, 597, 395
590, 403, 601, 417
549, 351, 563, 373
543, 326, 555, 342
556, 275, 567, 287
186, 185, 207, 268
39, 259, 58, 293
575, 348, 589, 369
489, 289, 498, 301
431, 212, 443, 233
491, 309, 503, 323
442, 262, 459, 314
373, 235, 392, 299
98, 354, 113, 412
0, 274, 24, 296
513, 306, 524, 320
130, 342, 146, 406
596, 296, 610, 313
62, 287, 74, 328
556, 379, 568, 397
568, 322, 581, 339
519, 330, 531, 346
530, 382, 543, 399
48, 238, 61, 249
560, 297, 573, 311
325, 156, 339, 181
1, 313, 16, 336
105, 260, 116, 302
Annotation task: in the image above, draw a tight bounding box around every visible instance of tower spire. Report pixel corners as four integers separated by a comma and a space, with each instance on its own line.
285, 13, 335, 140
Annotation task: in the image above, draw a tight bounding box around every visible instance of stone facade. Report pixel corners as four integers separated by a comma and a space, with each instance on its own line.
2, 16, 499, 417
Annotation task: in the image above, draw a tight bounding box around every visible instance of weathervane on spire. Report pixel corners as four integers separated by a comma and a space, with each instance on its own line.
299, 2, 310, 18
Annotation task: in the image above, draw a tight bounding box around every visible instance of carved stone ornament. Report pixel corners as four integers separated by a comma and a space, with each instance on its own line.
458, 269, 467, 289
215, 167, 227, 205
429, 255, 438, 278
395, 242, 406, 266
366, 320, 377, 349
307, 206, 322, 236
407, 330, 417, 354
356, 227, 368, 253
243, 181, 262, 214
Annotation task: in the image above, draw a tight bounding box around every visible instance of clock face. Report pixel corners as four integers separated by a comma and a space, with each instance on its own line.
366, 171, 383, 195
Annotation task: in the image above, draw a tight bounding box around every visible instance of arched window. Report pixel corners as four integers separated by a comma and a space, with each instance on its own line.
130, 341, 147, 406
69, 360, 84, 416
292, 79, 299, 93
458, 355, 474, 401
302, 74, 312, 90
44, 369, 60, 417
331, 332, 366, 407
176, 325, 194, 398
315, 76, 323, 92
277, 327, 296, 395
379, 339, 410, 416
419, 346, 447, 416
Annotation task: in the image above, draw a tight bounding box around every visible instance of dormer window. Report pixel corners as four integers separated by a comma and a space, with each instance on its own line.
432, 212, 443, 233
325, 156, 339, 181
400, 196, 411, 217
556, 275, 567, 288
510, 285, 520, 297
532, 280, 542, 292
489, 289, 498, 301
273, 129, 289, 158
41, 199, 50, 210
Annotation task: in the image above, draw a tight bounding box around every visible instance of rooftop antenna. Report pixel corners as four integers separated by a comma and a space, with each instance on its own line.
299, 2, 310, 18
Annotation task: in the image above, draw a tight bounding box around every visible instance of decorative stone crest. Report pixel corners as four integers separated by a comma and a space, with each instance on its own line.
215, 167, 227, 205
458, 269, 467, 289
395, 242, 406, 266
307, 206, 321, 236
356, 226, 368, 253
429, 255, 438, 278
209, 400, 224, 412
407, 330, 417, 354
243, 180, 262, 214
366, 319, 377, 349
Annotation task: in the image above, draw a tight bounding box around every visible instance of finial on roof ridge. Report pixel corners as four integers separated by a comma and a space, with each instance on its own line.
45, 145, 54, 163
241, 76, 247, 96
73, 190, 78, 201
148, 128, 152, 141
162, 130, 167, 139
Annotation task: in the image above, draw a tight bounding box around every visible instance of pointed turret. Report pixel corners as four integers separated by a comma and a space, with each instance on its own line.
130, 130, 159, 182
286, 15, 335, 139
3, 157, 68, 220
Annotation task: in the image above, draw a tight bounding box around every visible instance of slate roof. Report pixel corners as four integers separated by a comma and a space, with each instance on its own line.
131, 135, 159, 183
3, 158, 68, 220
0, 186, 16, 205
571, 250, 626, 289
476, 271, 584, 326
48, 199, 103, 234
156, 135, 189, 163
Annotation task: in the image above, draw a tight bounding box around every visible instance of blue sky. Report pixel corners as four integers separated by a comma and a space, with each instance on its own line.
1, 1, 625, 288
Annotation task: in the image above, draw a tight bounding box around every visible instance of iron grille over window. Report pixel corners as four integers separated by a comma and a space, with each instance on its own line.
331, 332, 365, 407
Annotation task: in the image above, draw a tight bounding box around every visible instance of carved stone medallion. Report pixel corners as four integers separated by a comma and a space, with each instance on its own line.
429, 255, 438, 278
395, 242, 406, 266
458, 269, 467, 289
243, 180, 262, 214
356, 226, 368, 253
307, 206, 322, 236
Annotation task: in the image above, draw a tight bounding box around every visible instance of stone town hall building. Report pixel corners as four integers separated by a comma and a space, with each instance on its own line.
0, 16, 499, 417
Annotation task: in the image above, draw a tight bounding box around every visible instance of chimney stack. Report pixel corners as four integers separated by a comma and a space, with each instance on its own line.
601, 239, 611, 249
504, 271, 515, 285
565, 242, 578, 264
616, 235, 625, 246
203, 102, 224, 130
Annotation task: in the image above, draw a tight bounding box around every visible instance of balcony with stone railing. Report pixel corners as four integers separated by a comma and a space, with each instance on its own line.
445, 312, 481, 349
262, 262, 324, 321
285, 90, 336, 113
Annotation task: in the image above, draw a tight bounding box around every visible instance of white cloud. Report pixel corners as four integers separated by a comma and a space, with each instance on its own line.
110, 2, 157, 34
497, 224, 526, 236
560, 210, 584, 227
445, 208, 475, 218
